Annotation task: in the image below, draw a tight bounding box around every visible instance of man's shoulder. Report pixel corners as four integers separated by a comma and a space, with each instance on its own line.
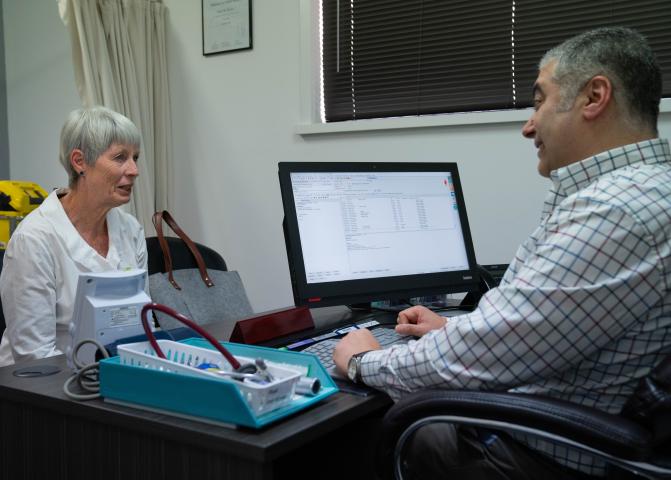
566, 162, 671, 226
589, 162, 671, 199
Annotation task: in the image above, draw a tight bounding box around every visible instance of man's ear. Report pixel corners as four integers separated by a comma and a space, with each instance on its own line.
70, 149, 86, 174
582, 75, 612, 121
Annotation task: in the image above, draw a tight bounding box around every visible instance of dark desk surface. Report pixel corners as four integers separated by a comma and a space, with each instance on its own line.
0, 307, 393, 474
0, 355, 390, 464
0, 305, 476, 478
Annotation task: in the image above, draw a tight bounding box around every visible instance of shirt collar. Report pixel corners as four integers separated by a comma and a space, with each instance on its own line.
541, 138, 670, 219
550, 138, 671, 197
41, 189, 120, 269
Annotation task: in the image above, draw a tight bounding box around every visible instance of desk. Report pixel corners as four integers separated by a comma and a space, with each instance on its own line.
0, 309, 392, 479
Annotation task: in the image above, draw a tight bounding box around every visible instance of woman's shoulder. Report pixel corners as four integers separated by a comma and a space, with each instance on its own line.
4, 214, 56, 258
11, 205, 57, 239
10, 189, 68, 234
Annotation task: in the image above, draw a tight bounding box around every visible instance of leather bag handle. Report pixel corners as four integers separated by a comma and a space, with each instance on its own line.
152, 210, 215, 290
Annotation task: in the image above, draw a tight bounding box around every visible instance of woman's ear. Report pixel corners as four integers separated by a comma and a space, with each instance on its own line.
70, 149, 86, 176
582, 75, 613, 121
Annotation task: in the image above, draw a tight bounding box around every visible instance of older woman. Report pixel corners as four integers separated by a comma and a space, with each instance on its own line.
0, 106, 147, 366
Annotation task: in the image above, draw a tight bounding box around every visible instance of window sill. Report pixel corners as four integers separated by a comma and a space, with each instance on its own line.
295, 98, 671, 136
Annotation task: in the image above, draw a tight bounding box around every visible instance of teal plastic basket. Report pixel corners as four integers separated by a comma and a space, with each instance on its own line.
99, 338, 338, 428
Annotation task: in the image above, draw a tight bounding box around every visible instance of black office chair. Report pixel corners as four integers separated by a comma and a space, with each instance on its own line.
146, 236, 228, 275
377, 354, 671, 479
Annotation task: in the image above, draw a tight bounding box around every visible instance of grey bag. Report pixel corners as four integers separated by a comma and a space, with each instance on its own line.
148, 211, 253, 339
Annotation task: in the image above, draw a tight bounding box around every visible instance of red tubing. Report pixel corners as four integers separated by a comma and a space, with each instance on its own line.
140, 302, 241, 370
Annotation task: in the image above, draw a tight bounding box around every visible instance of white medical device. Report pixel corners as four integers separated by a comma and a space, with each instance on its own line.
66, 269, 151, 369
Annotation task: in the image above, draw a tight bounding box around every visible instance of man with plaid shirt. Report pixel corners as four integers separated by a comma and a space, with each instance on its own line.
334, 27, 671, 479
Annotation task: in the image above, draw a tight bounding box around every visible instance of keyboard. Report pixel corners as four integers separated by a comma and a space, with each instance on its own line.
301, 327, 410, 371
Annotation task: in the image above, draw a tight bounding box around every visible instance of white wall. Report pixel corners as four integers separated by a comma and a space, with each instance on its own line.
5, 0, 671, 312
0, 1, 9, 178
162, 0, 550, 312
3, 0, 78, 191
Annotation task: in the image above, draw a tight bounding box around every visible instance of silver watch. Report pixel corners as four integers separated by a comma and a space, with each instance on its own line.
346, 350, 371, 384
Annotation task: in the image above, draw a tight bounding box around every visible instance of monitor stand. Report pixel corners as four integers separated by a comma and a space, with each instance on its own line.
348, 302, 373, 312
459, 290, 482, 311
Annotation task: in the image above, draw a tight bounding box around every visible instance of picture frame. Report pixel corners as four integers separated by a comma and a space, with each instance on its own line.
202, 0, 252, 55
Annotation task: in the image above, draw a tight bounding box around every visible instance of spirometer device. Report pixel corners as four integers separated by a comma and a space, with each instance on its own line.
66, 269, 151, 369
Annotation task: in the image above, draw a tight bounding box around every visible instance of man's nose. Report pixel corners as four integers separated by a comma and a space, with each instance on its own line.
522, 117, 535, 138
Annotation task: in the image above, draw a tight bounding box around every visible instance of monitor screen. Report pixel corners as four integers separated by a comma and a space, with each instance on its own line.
278, 162, 480, 308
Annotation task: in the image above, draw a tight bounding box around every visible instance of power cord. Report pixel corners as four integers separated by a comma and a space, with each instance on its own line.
63, 339, 110, 401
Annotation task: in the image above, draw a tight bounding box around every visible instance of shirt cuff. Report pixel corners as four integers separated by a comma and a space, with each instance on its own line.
358, 348, 391, 387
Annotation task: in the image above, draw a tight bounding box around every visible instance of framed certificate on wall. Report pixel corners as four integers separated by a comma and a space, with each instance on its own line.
202, 0, 252, 55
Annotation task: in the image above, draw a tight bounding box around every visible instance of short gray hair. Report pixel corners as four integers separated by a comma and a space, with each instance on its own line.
540, 26, 662, 134
59, 106, 141, 188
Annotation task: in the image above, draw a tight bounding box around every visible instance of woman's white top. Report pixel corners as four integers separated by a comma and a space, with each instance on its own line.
0, 189, 147, 366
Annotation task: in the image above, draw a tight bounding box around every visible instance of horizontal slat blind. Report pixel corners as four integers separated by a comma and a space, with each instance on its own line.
514, 0, 671, 106
322, 0, 513, 122
322, 0, 671, 122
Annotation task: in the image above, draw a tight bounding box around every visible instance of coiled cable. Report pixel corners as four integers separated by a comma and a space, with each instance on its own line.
63, 339, 110, 401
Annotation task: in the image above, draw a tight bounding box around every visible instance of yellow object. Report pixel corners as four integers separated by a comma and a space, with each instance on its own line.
0, 180, 48, 250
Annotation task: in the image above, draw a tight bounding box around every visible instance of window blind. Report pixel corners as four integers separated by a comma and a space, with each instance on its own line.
321, 0, 671, 122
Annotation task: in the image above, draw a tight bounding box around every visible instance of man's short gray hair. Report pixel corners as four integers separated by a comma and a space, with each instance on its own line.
540, 26, 662, 134
59, 106, 141, 188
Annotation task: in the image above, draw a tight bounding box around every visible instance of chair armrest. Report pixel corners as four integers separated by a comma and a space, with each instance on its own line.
378, 390, 652, 465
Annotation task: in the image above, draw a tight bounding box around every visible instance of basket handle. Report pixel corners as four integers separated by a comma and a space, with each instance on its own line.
140, 303, 241, 371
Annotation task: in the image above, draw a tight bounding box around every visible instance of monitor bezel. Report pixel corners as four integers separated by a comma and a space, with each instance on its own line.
278, 162, 481, 308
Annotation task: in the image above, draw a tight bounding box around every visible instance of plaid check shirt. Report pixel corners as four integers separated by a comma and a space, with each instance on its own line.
361, 138, 671, 475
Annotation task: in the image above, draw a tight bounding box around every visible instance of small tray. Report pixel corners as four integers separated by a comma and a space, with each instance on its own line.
99, 338, 338, 428
117, 339, 301, 415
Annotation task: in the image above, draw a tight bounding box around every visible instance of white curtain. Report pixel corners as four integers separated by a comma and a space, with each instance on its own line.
58, 0, 171, 232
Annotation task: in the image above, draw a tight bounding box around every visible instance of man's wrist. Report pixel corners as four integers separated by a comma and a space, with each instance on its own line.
346, 350, 371, 384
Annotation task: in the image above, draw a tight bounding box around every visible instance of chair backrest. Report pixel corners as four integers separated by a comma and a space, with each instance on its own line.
146, 236, 227, 275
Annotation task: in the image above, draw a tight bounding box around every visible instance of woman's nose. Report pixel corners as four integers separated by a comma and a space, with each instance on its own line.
126, 159, 139, 176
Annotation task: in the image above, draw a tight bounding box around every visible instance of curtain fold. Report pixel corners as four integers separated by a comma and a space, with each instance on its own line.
58, 0, 171, 232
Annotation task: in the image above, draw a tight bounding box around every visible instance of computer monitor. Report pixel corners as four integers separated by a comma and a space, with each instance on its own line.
278, 162, 480, 308
66, 269, 151, 369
